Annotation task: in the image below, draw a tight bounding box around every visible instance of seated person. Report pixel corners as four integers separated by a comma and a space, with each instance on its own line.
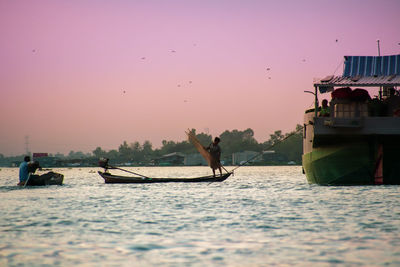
319, 99, 330, 117
386, 88, 400, 116
18, 156, 30, 186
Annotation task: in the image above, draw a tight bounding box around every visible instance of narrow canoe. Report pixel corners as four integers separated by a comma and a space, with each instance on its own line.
98, 171, 231, 184
25, 172, 64, 186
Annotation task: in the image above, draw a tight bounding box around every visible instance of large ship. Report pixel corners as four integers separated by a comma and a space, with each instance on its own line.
302, 54, 400, 185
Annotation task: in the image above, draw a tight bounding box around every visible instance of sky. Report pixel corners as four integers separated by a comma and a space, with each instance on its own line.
1, 0, 399, 156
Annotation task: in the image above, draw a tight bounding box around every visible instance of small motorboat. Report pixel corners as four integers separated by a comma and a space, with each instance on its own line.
19, 161, 63, 186
25, 171, 64, 186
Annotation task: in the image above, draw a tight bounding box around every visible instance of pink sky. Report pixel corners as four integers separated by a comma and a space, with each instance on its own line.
1, 0, 399, 156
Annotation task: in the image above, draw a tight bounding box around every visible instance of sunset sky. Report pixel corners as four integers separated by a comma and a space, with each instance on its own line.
1, 0, 399, 156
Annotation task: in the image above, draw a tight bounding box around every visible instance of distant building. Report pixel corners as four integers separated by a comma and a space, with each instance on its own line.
33, 153, 48, 159
32, 153, 60, 167
184, 153, 207, 166
262, 150, 286, 163
154, 152, 185, 166
232, 151, 264, 165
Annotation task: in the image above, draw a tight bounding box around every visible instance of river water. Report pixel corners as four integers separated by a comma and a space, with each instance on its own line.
0, 166, 399, 266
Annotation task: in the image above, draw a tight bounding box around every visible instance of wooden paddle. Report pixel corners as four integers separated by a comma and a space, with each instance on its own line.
23, 173, 31, 187
98, 158, 149, 179
106, 164, 150, 179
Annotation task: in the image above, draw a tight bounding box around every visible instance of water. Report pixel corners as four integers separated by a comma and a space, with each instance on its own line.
0, 166, 399, 266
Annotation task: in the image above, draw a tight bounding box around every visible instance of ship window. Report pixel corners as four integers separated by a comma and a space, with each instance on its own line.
333, 102, 368, 118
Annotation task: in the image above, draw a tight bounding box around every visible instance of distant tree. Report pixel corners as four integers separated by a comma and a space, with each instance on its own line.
119, 141, 133, 162
269, 130, 284, 145
195, 132, 212, 147
68, 151, 86, 159
142, 140, 153, 162
157, 129, 212, 156
93, 147, 107, 159
84, 125, 304, 166
159, 140, 177, 155
281, 124, 303, 162
220, 128, 261, 155
106, 150, 119, 161
262, 125, 303, 163
130, 141, 143, 163
142, 140, 152, 154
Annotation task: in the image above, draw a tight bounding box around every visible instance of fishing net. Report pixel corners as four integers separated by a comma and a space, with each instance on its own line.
185, 129, 213, 167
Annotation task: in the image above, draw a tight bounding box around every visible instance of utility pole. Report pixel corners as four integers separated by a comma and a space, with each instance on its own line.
376, 40, 382, 99
25, 135, 30, 156
377, 39, 381, 56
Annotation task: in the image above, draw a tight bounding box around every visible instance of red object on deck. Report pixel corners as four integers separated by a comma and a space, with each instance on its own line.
351, 88, 371, 101
331, 87, 352, 99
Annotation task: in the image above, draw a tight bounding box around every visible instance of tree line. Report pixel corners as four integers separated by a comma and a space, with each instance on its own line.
0, 125, 303, 166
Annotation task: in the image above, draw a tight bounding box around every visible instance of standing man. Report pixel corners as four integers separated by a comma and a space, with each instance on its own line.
206, 137, 222, 177
18, 156, 30, 186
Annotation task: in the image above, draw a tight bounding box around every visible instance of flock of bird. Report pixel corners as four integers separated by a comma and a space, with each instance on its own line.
31, 39, 400, 103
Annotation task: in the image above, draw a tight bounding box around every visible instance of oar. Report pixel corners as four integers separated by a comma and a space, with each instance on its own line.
107, 165, 150, 179
221, 165, 230, 174
23, 173, 31, 187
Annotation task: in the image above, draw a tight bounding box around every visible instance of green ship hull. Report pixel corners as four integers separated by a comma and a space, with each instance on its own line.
302, 139, 400, 185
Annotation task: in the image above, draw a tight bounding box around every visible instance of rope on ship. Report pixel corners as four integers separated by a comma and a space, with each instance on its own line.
230, 126, 304, 172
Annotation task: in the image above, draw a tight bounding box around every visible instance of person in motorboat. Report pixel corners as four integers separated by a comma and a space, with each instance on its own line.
205, 137, 222, 177
18, 156, 30, 186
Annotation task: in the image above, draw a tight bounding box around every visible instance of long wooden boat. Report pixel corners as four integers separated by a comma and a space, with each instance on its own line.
24, 171, 64, 186
98, 171, 231, 184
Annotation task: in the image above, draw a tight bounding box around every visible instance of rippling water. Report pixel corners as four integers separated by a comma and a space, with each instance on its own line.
1, 166, 399, 266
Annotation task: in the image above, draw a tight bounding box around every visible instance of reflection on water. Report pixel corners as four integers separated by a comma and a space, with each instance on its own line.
1, 166, 399, 266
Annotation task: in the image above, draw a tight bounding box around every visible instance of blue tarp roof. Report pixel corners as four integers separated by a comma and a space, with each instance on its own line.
343, 54, 400, 77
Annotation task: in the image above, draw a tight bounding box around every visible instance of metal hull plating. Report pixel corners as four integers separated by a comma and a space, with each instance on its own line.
302, 125, 400, 185
302, 142, 373, 185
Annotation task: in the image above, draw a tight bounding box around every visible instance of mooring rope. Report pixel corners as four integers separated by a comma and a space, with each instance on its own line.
230, 126, 304, 172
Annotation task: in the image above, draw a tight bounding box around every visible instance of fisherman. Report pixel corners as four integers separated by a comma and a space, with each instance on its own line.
205, 137, 222, 177
18, 156, 30, 186
319, 99, 330, 117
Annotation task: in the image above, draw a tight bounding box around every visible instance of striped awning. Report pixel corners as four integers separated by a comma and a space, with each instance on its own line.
315, 75, 400, 91
343, 54, 400, 77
